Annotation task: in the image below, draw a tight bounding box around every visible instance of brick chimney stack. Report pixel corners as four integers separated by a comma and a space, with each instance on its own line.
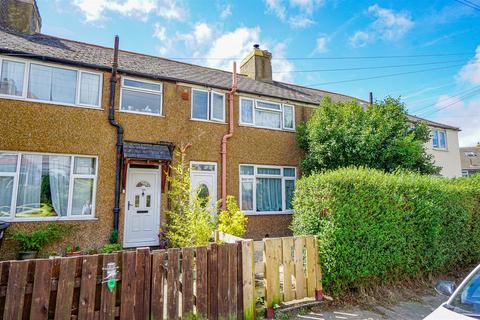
240, 44, 273, 83
0, 0, 41, 34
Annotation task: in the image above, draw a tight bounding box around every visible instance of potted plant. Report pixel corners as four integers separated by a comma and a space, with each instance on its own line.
65, 244, 82, 256
9, 224, 71, 260
48, 251, 60, 259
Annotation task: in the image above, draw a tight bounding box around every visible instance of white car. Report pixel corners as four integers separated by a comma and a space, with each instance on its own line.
424, 264, 480, 319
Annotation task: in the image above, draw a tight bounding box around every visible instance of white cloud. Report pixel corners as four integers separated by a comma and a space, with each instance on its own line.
435, 94, 465, 110
288, 15, 315, 28
271, 43, 294, 82
289, 0, 323, 15
265, 0, 286, 20
153, 22, 172, 55
315, 35, 328, 53
457, 45, 480, 85
349, 4, 413, 47
368, 4, 414, 41
220, 4, 232, 19
349, 31, 372, 48
72, 0, 187, 22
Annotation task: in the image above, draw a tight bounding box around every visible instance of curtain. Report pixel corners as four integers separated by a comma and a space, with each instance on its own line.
0, 60, 25, 96
0, 176, 13, 217
192, 90, 208, 119
79, 73, 100, 106
255, 110, 281, 128
49, 155, 71, 216
241, 99, 253, 123
16, 154, 42, 214
285, 180, 295, 210
256, 178, 282, 212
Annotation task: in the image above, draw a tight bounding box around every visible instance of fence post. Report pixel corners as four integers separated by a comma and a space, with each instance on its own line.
241, 240, 255, 320
264, 238, 282, 319
314, 236, 323, 301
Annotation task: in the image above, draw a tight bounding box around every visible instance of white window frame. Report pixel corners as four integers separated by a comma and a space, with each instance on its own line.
432, 128, 448, 150
0, 55, 103, 109
238, 96, 295, 131
119, 76, 163, 116
239, 164, 296, 215
0, 150, 98, 222
191, 88, 226, 123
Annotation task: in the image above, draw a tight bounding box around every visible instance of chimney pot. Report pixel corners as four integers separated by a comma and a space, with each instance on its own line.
240, 44, 273, 83
253, 44, 260, 49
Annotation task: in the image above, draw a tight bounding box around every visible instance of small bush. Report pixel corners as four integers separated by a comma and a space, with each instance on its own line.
291, 168, 480, 295
9, 223, 71, 252
217, 196, 248, 238
101, 243, 122, 253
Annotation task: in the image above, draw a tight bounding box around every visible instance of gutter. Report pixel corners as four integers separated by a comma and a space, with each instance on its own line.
220, 62, 237, 209
108, 36, 124, 232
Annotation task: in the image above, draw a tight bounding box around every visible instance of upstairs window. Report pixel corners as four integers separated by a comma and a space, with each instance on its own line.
191, 88, 225, 122
240, 97, 295, 131
432, 129, 447, 149
120, 78, 163, 115
0, 57, 102, 108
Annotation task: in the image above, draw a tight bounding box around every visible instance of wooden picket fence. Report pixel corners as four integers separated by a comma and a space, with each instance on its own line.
263, 236, 323, 318
0, 243, 246, 320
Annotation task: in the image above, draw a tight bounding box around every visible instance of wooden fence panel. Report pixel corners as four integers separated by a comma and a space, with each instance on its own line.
294, 236, 306, 299
135, 248, 151, 320
78, 255, 98, 320
282, 238, 294, 302
241, 240, 255, 320
99, 253, 117, 320
120, 251, 136, 320
314, 237, 324, 300
264, 238, 282, 317
54, 257, 77, 320
167, 248, 180, 320
3, 261, 28, 320
181, 247, 194, 317
305, 236, 317, 297
207, 243, 218, 320
30, 259, 52, 320
151, 250, 166, 320
195, 246, 208, 318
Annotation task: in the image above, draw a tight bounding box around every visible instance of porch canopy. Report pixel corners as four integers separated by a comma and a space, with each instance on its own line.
123, 141, 172, 161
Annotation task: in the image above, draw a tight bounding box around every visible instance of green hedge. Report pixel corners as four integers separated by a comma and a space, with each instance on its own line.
291, 168, 480, 295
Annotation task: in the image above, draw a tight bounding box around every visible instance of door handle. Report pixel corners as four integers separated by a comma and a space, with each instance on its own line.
128, 201, 132, 210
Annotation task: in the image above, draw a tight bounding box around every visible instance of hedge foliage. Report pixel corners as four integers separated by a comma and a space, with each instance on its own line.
291, 168, 480, 295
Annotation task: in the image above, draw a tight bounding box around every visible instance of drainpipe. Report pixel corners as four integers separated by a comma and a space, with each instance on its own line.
108, 35, 124, 232
220, 62, 237, 209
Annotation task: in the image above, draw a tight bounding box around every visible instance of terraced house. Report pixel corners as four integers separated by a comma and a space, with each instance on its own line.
0, 0, 462, 256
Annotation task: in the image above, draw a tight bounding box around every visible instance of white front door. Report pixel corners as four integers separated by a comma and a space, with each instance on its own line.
123, 167, 160, 248
190, 162, 217, 209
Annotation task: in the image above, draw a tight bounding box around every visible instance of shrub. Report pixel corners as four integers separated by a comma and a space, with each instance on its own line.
164, 153, 215, 248
101, 243, 122, 253
291, 168, 480, 295
217, 196, 248, 237
9, 223, 71, 252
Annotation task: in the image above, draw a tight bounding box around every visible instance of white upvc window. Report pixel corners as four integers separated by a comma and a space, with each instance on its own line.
0, 56, 103, 108
191, 88, 225, 122
120, 77, 163, 116
239, 96, 295, 131
239, 164, 296, 215
432, 129, 447, 149
0, 151, 98, 221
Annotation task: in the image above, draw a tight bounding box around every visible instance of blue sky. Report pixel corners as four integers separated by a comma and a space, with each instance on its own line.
38, 0, 479, 146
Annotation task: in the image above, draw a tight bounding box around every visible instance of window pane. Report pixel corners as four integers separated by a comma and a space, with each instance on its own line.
71, 178, 93, 215
0, 60, 25, 96
241, 98, 254, 123
79, 73, 100, 106
256, 178, 282, 212
0, 153, 17, 172
258, 167, 281, 175
28, 64, 77, 104
192, 163, 215, 171
192, 90, 208, 119
439, 131, 446, 148
211, 92, 224, 121
121, 89, 161, 114
255, 110, 281, 128
74, 157, 96, 175
0, 176, 14, 217
256, 100, 281, 110
124, 79, 161, 91
283, 105, 294, 129
285, 179, 295, 210
240, 165, 254, 175
432, 130, 439, 148
16, 155, 70, 218
241, 179, 253, 211
284, 168, 295, 177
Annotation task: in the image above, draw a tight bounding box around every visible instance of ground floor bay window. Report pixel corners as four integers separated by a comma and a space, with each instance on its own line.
0, 151, 97, 220
239, 165, 296, 214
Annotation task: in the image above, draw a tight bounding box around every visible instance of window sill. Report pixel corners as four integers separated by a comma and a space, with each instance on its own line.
190, 118, 226, 125
119, 109, 165, 117
0, 94, 103, 110
244, 211, 294, 216
238, 123, 296, 132
432, 147, 449, 152
3, 216, 98, 223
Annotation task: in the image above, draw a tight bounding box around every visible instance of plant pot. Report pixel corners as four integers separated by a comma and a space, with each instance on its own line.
67, 251, 82, 257
18, 251, 37, 260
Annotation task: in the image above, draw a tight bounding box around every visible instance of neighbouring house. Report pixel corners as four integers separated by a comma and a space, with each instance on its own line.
408, 115, 462, 178
0, 0, 463, 256
460, 146, 480, 176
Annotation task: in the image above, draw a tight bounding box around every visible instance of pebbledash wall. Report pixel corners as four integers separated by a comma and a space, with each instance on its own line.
0, 61, 316, 259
